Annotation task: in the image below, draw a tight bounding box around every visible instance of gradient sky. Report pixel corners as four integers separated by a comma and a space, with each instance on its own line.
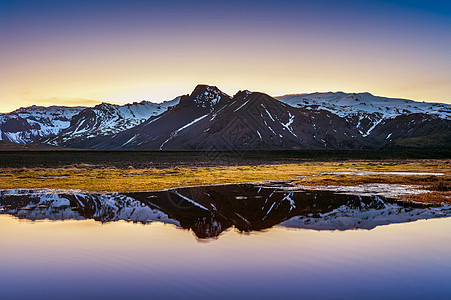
1, 0, 451, 112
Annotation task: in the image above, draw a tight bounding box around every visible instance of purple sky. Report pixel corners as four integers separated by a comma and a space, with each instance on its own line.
1, 0, 450, 111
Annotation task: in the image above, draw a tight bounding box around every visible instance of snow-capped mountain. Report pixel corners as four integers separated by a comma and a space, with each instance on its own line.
0, 105, 86, 143
45, 98, 179, 146
276, 92, 451, 136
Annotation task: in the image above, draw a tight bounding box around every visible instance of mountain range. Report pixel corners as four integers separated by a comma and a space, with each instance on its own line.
1, 84, 450, 150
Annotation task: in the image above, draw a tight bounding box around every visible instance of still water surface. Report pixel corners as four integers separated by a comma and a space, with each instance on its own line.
1, 183, 451, 299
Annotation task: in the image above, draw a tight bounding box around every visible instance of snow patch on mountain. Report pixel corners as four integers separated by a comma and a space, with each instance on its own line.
277, 92, 450, 119
46, 98, 180, 146
193, 85, 229, 110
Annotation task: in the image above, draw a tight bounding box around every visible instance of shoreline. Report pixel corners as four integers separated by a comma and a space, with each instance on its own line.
1, 161, 449, 204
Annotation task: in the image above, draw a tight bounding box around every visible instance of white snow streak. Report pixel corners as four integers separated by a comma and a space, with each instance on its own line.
234, 100, 250, 112
159, 114, 208, 150
256, 130, 263, 141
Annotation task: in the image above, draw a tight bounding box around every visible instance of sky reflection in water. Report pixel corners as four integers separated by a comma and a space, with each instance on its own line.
1, 184, 451, 299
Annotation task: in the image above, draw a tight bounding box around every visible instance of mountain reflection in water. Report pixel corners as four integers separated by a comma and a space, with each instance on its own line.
1, 183, 450, 240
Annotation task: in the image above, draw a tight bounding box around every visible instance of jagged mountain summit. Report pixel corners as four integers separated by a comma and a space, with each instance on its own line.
0, 105, 86, 143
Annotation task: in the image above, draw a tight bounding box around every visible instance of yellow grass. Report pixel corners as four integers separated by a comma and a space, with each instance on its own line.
0, 164, 311, 192
1, 161, 450, 197
400, 192, 451, 204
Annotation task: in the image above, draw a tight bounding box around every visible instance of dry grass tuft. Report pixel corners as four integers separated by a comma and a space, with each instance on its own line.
429, 179, 451, 191
400, 192, 451, 204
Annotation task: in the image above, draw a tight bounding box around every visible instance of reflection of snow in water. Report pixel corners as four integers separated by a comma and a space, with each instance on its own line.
0, 192, 181, 226
301, 183, 432, 198
280, 203, 451, 231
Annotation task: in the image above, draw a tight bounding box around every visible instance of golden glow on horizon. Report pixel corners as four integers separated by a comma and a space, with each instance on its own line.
1, 28, 450, 112
2, 70, 450, 113
2, 214, 450, 258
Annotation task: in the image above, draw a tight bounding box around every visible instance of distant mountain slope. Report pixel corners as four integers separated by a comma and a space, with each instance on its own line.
45, 98, 179, 147
368, 113, 451, 148
277, 92, 451, 135
0, 105, 86, 143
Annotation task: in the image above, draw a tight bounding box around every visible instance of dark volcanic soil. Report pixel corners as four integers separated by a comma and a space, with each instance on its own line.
0, 150, 449, 169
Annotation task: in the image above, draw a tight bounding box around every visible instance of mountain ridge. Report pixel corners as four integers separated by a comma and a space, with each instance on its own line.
44, 98, 179, 147
276, 92, 451, 136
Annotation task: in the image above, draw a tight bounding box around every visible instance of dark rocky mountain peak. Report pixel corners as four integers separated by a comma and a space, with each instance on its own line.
232, 89, 253, 100
177, 84, 231, 110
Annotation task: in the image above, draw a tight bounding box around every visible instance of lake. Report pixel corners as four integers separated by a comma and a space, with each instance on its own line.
1, 183, 451, 299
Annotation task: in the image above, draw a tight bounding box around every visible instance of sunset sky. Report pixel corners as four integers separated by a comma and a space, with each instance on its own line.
1, 0, 451, 112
